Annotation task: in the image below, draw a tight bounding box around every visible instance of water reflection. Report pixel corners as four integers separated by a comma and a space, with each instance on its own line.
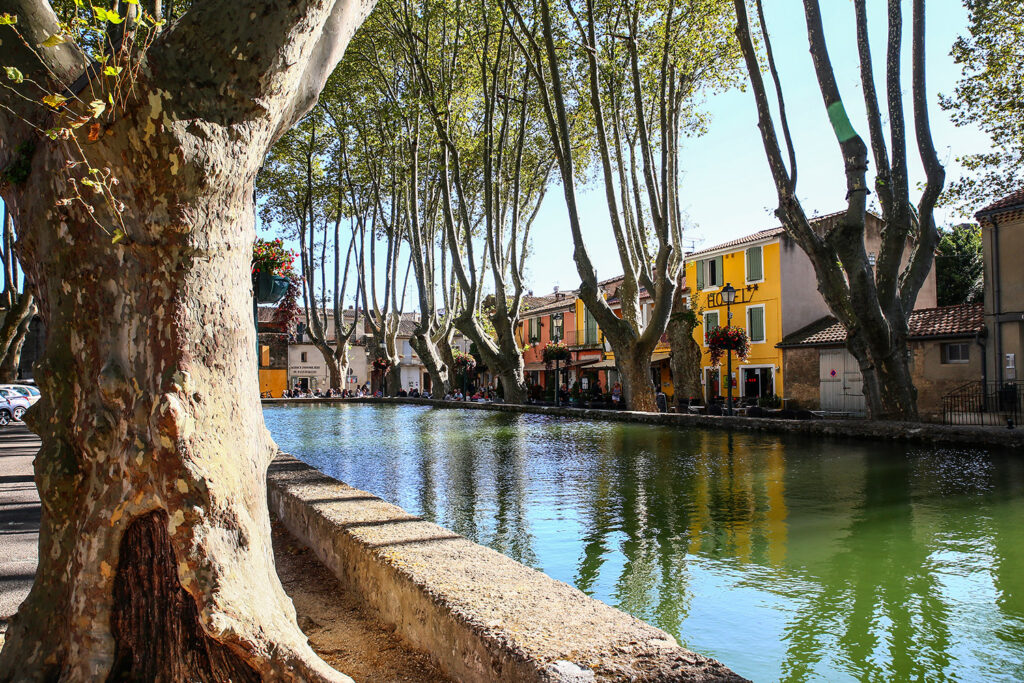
266, 404, 1024, 681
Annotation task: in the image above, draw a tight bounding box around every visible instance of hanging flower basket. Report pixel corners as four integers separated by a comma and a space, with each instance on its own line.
254, 270, 290, 303
542, 340, 570, 364
253, 238, 298, 305
452, 349, 476, 371
372, 356, 391, 371
706, 325, 750, 366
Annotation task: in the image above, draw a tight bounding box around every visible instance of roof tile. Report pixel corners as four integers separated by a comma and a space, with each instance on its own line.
976, 188, 1024, 219
779, 303, 984, 347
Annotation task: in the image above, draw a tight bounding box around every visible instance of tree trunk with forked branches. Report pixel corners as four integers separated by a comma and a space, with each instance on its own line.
0, 0, 372, 678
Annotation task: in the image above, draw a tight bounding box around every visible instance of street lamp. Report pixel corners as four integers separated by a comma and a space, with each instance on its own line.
721, 282, 737, 415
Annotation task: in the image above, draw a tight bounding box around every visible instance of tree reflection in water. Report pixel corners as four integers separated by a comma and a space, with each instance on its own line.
268, 403, 1024, 681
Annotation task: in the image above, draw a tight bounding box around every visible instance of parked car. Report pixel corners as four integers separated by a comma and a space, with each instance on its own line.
0, 384, 40, 405
0, 388, 30, 421
0, 397, 13, 426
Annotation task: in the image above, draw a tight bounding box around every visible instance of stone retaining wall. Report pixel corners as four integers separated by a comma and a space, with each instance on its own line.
263, 396, 1024, 451
268, 456, 746, 682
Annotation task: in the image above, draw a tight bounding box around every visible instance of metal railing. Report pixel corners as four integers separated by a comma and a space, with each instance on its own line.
525, 328, 602, 350
942, 380, 1022, 427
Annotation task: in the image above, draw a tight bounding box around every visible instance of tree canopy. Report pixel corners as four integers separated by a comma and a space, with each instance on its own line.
941, 0, 1023, 214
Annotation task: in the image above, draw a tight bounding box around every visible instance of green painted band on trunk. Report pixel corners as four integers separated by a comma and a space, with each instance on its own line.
827, 101, 858, 142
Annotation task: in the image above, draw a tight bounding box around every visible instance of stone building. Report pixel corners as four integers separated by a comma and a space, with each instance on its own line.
778, 303, 984, 420
976, 189, 1024, 386
682, 211, 936, 404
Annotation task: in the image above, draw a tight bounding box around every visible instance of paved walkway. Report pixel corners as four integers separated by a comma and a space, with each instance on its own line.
0, 424, 40, 623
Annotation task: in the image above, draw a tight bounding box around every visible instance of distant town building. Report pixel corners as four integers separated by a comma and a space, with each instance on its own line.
684, 211, 936, 408
976, 189, 1024, 386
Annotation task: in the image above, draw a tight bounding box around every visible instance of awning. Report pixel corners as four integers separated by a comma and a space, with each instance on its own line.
523, 362, 549, 372
568, 358, 599, 369
651, 351, 671, 364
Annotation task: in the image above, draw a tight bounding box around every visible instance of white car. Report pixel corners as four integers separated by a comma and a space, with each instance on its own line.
0, 388, 30, 421
0, 397, 15, 426
0, 384, 40, 405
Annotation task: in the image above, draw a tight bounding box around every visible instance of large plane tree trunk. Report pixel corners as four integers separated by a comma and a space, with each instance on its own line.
0, 0, 372, 678
667, 307, 702, 408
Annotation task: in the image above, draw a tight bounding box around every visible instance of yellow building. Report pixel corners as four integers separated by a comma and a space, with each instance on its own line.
684, 211, 937, 405
685, 231, 788, 403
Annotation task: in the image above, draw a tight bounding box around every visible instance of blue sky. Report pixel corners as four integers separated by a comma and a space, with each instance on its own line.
520, 0, 992, 295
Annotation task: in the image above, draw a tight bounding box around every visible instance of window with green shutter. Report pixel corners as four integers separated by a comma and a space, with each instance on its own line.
703, 311, 719, 344
695, 260, 704, 290
584, 308, 599, 344
551, 313, 563, 341
747, 305, 765, 342
746, 245, 763, 282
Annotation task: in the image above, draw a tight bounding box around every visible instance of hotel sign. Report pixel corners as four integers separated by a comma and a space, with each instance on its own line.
706, 287, 757, 308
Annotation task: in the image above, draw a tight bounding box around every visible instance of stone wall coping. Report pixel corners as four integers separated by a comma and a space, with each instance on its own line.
268, 455, 746, 682
262, 396, 1024, 451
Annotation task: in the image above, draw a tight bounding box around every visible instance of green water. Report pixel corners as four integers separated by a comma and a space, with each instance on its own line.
264, 403, 1024, 682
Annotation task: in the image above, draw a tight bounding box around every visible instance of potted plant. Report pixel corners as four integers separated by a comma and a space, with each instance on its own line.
706, 325, 751, 367
252, 238, 296, 304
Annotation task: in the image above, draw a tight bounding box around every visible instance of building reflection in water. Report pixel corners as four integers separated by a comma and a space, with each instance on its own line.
267, 403, 1024, 681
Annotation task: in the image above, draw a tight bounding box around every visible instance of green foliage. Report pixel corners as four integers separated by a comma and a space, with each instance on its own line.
940, 0, 1023, 214
935, 223, 984, 306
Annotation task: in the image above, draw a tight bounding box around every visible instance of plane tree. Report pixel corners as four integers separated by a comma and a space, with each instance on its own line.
388, 0, 554, 403
258, 107, 363, 392
732, 0, 945, 419
0, 205, 35, 381
0, 0, 373, 678
505, 0, 742, 411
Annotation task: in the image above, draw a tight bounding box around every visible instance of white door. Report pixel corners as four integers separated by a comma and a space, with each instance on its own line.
819, 348, 866, 415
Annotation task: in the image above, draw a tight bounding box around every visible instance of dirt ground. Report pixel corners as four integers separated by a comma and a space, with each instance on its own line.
0, 521, 450, 682
272, 519, 452, 683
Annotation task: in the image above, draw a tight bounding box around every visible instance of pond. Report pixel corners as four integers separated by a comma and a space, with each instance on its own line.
264, 403, 1024, 682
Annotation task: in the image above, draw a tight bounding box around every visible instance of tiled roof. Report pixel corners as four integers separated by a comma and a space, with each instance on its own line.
778, 303, 984, 347
976, 188, 1024, 219
685, 210, 858, 259
523, 291, 578, 316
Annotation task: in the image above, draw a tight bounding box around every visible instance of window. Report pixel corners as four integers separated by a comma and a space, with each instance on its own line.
703, 311, 720, 345
551, 313, 564, 342
746, 305, 766, 343
746, 245, 763, 283
528, 316, 540, 342
696, 256, 723, 290
300, 351, 308, 363
584, 308, 599, 344
942, 342, 969, 364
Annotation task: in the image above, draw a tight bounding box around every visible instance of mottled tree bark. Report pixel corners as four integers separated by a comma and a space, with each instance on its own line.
667, 293, 701, 408
0, 0, 372, 678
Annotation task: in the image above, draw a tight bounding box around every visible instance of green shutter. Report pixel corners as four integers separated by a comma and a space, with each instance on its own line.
695, 260, 704, 290
749, 306, 765, 342
714, 255, 723, 287
747, 246, 763, 282
704, 311, 719, 343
